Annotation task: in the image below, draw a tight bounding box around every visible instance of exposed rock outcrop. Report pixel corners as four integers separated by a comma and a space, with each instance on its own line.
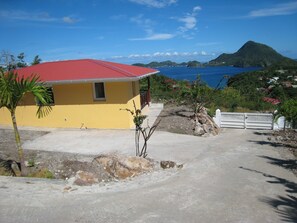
94, 154, 154, 180
73, 170, 99, 186
193, 107, 220, 136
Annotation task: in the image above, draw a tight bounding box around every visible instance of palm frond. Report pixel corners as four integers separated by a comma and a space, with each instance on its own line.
0, 71, 52, 118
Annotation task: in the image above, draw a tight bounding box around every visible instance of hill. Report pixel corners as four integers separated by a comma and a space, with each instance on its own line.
133, 60, 178, 68
133, 60, 202, 68
209, 41, 297, 68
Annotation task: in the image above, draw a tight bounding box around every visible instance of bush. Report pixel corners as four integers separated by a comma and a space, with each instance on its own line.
276, 99, 297, 128
28, 168, 54, 179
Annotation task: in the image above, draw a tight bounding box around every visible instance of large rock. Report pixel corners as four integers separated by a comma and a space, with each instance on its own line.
73, 170, 99, 186
160, 160, 184, 169
94, 154, 154, 179
194, 107, 220, 136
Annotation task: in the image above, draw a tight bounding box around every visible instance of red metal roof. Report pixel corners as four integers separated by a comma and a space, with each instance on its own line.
15, 59, 159, 84
263, 97, 281, 105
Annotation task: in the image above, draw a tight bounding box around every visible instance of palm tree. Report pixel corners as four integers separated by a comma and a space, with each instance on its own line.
0, 70, 52, 176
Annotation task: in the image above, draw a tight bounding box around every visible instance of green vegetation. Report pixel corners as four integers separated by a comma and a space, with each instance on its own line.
134, 60, 178, 68
28, 168, 54, 179
133, 60, 203, 68
275, 99, 297, 129
0, 51, 42, 70
209, 41, 297, 68
186, 60, 203, 67
228, 67, 297, 103
141, 74, 254, 115
141, 65, 297, 116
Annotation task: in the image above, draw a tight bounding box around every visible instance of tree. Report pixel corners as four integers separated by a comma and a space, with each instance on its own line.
0, 70, 52, 175
1, 51, 28, 70
0, 50, 16, 71
121, 100, 160, 158
31, 55, 41, 65
179, 76, 213, 114
178, 75, 220, 135
16, 52, 27, 68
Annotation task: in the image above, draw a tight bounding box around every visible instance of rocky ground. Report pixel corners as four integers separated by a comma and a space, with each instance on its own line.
0, 128, 181, 184
0, 128, 98, 180
155, 103, 219, 136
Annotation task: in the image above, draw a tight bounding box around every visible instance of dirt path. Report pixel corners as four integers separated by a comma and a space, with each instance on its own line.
0, 129, 296, 223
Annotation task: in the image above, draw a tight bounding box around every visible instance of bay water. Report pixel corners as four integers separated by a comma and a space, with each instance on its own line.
156, 66, 261, 88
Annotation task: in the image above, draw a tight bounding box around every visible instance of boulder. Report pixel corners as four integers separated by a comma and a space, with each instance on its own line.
160, 160, 183, 169
95, 154, 154, 180
73, 170, 99, 186
194, 107, 220, 136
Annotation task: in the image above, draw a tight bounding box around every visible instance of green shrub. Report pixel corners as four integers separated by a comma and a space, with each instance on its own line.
28, 168, 54, 179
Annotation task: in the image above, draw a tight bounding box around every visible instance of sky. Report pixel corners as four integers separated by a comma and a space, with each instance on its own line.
0, 0, 297, 64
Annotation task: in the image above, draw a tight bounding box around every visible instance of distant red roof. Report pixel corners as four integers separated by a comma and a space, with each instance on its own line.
15, 59, 159, 84
263, 97, 281, 105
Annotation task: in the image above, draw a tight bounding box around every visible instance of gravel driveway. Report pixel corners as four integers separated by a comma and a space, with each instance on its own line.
0, 129, 296, 223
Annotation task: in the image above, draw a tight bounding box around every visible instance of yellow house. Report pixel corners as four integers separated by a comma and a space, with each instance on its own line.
0, 59, 159, 129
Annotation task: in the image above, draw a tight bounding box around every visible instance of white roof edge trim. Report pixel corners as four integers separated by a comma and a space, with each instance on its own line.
45, 71, 159, 85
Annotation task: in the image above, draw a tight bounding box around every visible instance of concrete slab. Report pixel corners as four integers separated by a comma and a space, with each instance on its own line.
22, 103, 163, 155
23, 129, 136, 155
146, 103, 163, 127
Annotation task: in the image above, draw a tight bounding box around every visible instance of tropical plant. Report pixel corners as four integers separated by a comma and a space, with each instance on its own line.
275, 99, 297, 129
121, 100, 160, 158
0, 70, 52, 175
31, 55, 42, 65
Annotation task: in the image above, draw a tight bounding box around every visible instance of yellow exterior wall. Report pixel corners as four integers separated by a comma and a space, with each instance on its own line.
0, 81, 142, 129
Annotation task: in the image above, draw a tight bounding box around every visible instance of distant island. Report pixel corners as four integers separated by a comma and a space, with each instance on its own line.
134, 41, 297, 68
209, 40, 297, 68
133, 60, 203, 68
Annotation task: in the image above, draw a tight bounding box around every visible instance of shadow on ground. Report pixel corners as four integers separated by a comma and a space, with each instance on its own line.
158, 109, 192, 118
239, 166, 297, 222
253, 131, 273, 136
259, 155, 297, 173
248, 139, 296, 150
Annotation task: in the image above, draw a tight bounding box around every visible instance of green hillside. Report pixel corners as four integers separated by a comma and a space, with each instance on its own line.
133, 60, 203, 68
209, 41, 297, 67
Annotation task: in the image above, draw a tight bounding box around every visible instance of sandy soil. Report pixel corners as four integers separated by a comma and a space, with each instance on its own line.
156, 104, 195, 135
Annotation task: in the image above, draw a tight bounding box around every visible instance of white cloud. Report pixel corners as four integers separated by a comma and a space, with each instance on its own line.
130, 14, 174, 41
112, 50, 211, 60
0, 10, 57, 22
193, 6, 202, 12
129, 0, 177, 8
130, 33, 175, 41
63, 16, 79, 24
178, 16, 196, 30
0, 10, 80, 24
176, 5, 201, 33
201, 51, 207, 55
248, 2, 297, 17
130, 14, 153, 28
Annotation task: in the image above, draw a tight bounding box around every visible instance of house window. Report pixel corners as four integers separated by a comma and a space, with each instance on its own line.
37, 87, 55, 105
93, 82, 106, 100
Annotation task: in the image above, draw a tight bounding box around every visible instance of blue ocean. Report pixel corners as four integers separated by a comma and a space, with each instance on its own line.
156, 66, 261, 88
